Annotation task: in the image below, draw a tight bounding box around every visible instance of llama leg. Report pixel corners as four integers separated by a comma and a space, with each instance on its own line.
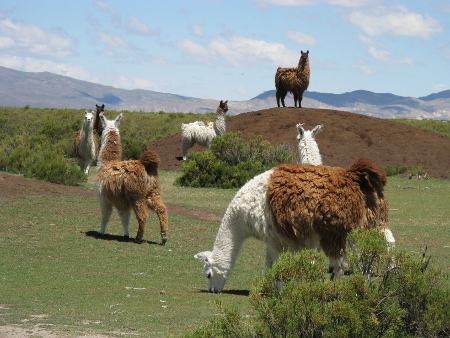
293, 92, 299, 108
98, 198, 113, 236
320, 233, 347, 279
182, 139, 193, 160
147, 195, 169, 245
280, 89, 287, 107
132, 201, 148, 243
298, 92, 304, 108
276, 90, 281, 107
265, 246, 280, 269
328, 256, 346, 280
118, 209, 132, 241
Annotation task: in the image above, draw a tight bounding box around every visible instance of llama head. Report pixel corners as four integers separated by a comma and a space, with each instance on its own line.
96, 104, 105, 113
194, 251, 229, 293
300, 50, 309, 60
84, 110, 94, 124
296, 123, 323, 165
219, 100, 229, 113
99, 112, 123, 133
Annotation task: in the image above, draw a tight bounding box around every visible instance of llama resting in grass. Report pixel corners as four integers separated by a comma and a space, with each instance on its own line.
73, 110, 99, 175
95, 112, 169, 244
181, 100, 228, 160
275, 50, 310, 108
195, 158, 392, 292
94, 104, 105, 136
296, 123, 322, 165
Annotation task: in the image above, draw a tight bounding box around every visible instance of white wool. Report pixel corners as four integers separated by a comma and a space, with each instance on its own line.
181, 111, 226, 160
297, 123, 322, 165
76, 111, 96, 175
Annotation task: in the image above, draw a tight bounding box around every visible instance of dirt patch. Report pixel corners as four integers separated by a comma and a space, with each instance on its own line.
147, 107, 450, 180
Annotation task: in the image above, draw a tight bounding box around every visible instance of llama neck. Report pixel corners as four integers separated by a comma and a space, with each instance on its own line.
214, 113, 226, 136
299, 136, 322, 165
79, 122, 93, 141
211, 211, 248, 274
97, 129, 122, 170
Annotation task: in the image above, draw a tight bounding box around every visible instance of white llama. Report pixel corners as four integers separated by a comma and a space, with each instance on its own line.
195, 159, 394, 292
181, 100, 228, 160
296, 123, 322, 165
73, 110, 98, 175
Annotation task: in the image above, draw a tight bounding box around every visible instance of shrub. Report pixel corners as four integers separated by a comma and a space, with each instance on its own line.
176, 132, 294, 188
187, 229, 450, 337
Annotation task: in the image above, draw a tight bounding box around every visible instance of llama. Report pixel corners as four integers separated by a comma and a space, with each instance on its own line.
275, 50, 310, 108
181, 100, 228, 160
296, 123, 322, 165
295, 122, 395, 261
73, 110, 99, 175
95, 112, 169, 244
195, 158, 392, 292
93, 104, 105, 136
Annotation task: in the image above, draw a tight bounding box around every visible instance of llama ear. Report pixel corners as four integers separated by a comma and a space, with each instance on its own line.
312, 125, 322, 138
296, 123, 305, 137
114, 113, 123, 127
194, 251, 211, 263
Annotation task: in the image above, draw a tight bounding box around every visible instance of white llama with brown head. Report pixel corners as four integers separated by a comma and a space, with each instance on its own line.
95, 112, 169, 244
73, 110, 99, 175
181, 100, 228, 160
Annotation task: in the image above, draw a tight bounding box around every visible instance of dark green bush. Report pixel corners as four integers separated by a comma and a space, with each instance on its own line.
186, 229, 450, 337
176, 132, 293, 188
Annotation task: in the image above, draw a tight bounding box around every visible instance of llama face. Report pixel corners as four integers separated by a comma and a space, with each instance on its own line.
194, 251, 228, 293
219, 100, 229, 113
301, 50, 309, 60
84, 111, 94, 123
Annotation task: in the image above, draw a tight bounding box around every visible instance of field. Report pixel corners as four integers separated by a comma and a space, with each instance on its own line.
1, 169, 449, 337
0, 106, 449, 337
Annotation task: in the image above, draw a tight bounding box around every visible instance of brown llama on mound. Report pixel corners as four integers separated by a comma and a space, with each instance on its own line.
93, 104, 105, 136
275, 50, 310, 108
95, 112, 168, 244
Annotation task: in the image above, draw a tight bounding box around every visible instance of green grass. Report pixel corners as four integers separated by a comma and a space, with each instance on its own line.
0, 172, 449, 337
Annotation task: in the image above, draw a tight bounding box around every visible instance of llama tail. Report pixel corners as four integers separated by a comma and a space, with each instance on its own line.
347, 158, 387, 206
139, 150, 161, 174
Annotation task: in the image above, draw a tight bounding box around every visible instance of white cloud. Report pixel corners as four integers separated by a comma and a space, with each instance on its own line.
286, 30, 316, 45
431, 83, 449, 92
368, 46, 414, 66
0, 55, 97, 82
93, 1, 121, 28
176, 35, 298, 67
191, 23, 204, 37
126, 15, 159, 36
0, 18, 76, 58
348, 5, 443, 39
113, 75, 158, 91
98, 31, 131, 48
353, 59, 377, 74
256, 0, 378, 9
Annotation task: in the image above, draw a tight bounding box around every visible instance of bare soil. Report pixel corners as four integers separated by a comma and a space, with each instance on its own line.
148, 107, 450, 180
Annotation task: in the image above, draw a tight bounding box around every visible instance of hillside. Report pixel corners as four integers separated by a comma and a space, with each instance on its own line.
147, 107, 450, 179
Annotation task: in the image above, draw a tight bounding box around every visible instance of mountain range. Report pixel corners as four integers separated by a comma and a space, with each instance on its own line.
0, 66, 449, 119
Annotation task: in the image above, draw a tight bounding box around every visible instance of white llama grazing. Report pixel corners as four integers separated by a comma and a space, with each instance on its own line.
296, 123, 322, 165
73, 110, 98, 175
181, 100, 228, 160
95, 112, 169, 244
195, 159, 393, 292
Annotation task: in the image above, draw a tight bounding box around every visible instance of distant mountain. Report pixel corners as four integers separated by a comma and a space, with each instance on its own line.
0, 66, 449, 119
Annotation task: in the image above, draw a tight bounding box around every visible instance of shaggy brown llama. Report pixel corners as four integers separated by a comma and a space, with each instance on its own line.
195, 158, 390, 292
93, 104, 105, 136
275, 50, 310, 108
95, 112, 168, 244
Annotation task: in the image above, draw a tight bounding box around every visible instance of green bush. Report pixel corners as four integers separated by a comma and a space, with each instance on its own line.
176, 132, 293, 188
187, 229, 450, 337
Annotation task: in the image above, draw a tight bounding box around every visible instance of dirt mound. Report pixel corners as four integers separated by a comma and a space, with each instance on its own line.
148, 107, 450, 179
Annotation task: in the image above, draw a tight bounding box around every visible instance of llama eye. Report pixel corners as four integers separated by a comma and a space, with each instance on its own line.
206, 272, 211, 279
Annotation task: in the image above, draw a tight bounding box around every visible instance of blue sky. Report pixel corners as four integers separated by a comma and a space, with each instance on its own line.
0, 0, 449, 101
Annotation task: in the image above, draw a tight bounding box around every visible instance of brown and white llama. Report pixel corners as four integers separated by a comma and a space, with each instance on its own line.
296, 123, 395, 249
73, 110, 99, 175
195, 158, 391, 292
95, 112, 169, 244
93, 104, 105, 136
275, 50, 310, 108
181, 100, 228, 160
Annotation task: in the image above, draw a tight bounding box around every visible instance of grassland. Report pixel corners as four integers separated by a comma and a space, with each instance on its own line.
0, 169, 449, 337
